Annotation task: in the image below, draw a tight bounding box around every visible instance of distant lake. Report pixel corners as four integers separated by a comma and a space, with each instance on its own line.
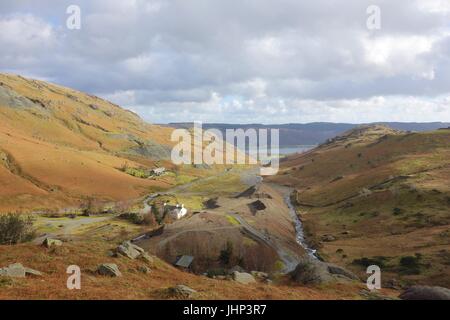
241, 145, 316, 162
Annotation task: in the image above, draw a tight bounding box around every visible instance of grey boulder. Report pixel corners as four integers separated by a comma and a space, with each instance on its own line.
232, 271, 256, 284
97, 263, 122, 277
400, 286, 450, 300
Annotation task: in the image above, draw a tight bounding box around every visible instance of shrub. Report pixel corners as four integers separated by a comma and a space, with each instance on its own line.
399, 254, 422, 275
393, 207, 404, 215
0, 213, 35, 245
352, 256, 388, 268
219, 241, 234, 266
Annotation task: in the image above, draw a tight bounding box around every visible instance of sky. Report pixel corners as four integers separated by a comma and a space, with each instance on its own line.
1, 0, 449, 124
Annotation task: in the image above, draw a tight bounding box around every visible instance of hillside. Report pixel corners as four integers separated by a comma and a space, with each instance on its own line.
0, 74, 181, 212
268, 125, 450, 287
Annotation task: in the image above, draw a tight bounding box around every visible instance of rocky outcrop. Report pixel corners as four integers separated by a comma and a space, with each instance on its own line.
168, 285, 197, 298
400, 286, 450, 300
326, 263, 360, 281
232, 271, 256, 284
0, 263, 42, 278
116, 241, 143, 259
97, 263, 122, 277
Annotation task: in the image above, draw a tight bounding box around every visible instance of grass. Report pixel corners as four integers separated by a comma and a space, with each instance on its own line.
226, 215, 240, 226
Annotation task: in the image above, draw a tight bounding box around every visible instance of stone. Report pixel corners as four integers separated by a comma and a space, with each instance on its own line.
326, 264, 360, 281
290, 257, 332, 285
42, 238, 63, 248
0, 263, 25, 278
24, 267, 43, 277
116, 241, 148, 260
400, 286, 450, 300
228, 265, 246, 274
168, 284, 197, 298
232, 271, 256, 284
0, 263, 42, 278
97, 263, 122, 277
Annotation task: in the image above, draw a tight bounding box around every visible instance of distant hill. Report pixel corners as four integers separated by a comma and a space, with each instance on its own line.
166, 122, 450, 146
0, 74, 177, 212
267, 124, 450, 287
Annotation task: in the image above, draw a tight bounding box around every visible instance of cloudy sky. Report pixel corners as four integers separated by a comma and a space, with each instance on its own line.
1, 0, 449, 124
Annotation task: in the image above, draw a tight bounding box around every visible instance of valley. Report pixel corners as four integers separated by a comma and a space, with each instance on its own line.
0, 74, 448, 300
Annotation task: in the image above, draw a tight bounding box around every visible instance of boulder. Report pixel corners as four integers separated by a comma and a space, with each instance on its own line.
0, 263, 42, 278
0, 263, 25, 278
116, 241, 146, 260
42, 238, 63, 248
232, 271, 256, 284
97, 263, 122, 277
168, 285, 197, 298
326, 263, 360, 281
290, 257, 332, 285
400, 286, 450, 300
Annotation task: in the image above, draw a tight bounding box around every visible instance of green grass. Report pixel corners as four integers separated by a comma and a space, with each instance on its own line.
226, 215, 240, 226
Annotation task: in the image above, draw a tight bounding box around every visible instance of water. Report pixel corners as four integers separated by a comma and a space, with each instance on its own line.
245, 145, 316, 162
284, 195, 318, 259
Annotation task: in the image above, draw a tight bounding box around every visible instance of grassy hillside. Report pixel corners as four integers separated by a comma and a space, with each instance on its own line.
268, 125, 450, 287
0, 74, 184, 212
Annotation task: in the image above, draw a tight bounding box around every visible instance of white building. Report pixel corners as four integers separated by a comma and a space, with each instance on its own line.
164, 203, 188, 220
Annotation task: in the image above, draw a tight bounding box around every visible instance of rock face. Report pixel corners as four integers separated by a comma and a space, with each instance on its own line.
232, 271, 256, 284
400, 286, 450, 300
0, 263, 42, 278
42, 238, 63, 248
168, 285, 197, 298
97, 263, 122, 277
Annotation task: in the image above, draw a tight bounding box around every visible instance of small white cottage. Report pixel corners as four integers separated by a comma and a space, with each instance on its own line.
164, 203, 188, 220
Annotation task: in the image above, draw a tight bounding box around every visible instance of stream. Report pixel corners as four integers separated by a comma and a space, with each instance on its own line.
284, 194, 318, 259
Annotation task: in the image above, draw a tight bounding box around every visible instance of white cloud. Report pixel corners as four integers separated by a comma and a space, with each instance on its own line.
0, 0, 449, 123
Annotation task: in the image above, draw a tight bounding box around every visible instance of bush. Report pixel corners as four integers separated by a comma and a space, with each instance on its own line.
399, 254, 422, 275
219, 241, 234, 266
352, 256, 388, 268
0, 213, 35, 245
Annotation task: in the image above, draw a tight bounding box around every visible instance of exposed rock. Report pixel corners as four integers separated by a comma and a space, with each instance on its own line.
168, 285, 197, 298
232, 271, 256, 284
116, 241, 145, 260
97, 263, 122, 277
326, 263, 360, 281
290, 258, 332, 285
0, 263, 42, 278
400, 286, 450, 300
42, 238, 63, 248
